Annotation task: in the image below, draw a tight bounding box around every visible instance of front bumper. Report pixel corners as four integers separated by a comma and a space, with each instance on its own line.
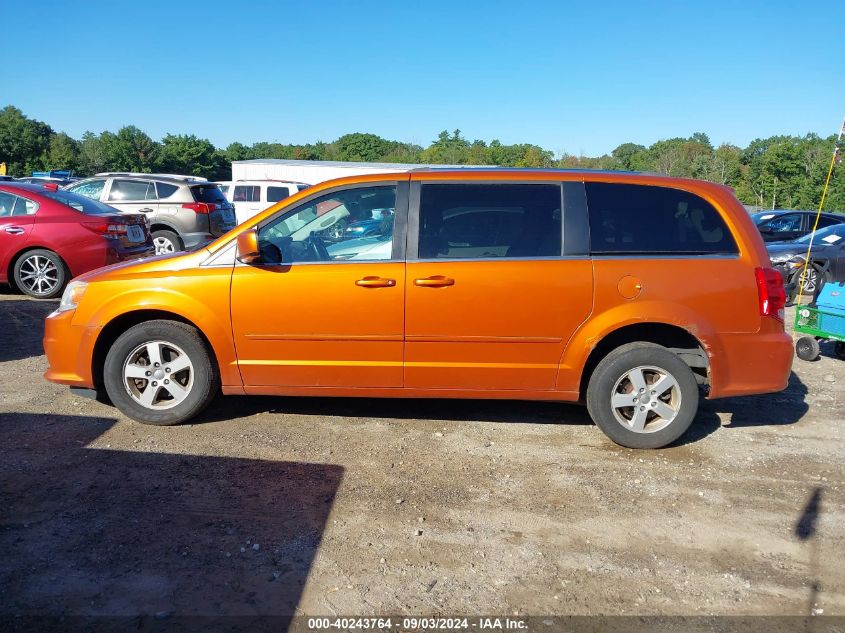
43, 309, 99, 388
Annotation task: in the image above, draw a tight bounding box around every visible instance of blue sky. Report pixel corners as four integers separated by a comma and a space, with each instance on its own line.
1, 0, 843, 155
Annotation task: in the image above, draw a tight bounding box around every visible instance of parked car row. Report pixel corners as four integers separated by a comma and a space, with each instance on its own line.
753, 209, 845, 299
0, 183, 153, 298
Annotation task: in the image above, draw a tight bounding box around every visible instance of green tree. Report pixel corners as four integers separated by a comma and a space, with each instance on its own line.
45, 132, 81, 173
0, 105, 53, 175
158, 134, 226, 179
335, 133, 392, 162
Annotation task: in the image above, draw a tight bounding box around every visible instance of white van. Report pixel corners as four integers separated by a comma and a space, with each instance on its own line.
217, 180, 310, 225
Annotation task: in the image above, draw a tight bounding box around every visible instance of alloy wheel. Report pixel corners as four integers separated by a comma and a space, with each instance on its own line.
18, 254, 60, 296
123, 340, 194, 410
610, 365, 681, 433
154, 236, 176, 254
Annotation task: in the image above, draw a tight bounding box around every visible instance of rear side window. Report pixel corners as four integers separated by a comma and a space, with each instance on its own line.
192, 185, 227, 203
42, 190, 121, 215
586, 183, 737, 255
233, 185, 260, 202
418, 184, 562, 259
267, 186, 291, 203
108, 179, 153, 201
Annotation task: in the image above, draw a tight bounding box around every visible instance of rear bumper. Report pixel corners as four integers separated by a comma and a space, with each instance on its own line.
43, 309, 99, 388
707, 326, 793, 398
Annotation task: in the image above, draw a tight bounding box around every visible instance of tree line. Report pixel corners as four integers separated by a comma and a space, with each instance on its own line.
1, 105, 842, 211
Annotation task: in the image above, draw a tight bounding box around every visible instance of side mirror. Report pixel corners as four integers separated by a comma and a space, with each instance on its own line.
758, 225, 772, 234
236, 229, 260, 264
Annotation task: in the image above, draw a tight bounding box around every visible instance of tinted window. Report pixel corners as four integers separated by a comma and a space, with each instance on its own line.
12, 196, 38, 216
815, 215, 843, 229
156, 183, 179, 199
586, 183, 737, 254
259, 185, 397, 263
418, 184, 561, 259
67, 179, 106, 200
759, 213, 802, 233
42, 190, 121, 215
108, 179, 152, 201
267, 186, 291, 203
192, 185, 227, 203
0, 192, 17, 217
233, 185, 260, 202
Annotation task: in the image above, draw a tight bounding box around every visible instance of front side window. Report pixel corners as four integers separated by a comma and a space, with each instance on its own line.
66, 179, 106, 200
417, 184, 562, 259
258, 185, 397, 264
108, 179, 152, 201
586, 183, 738, 254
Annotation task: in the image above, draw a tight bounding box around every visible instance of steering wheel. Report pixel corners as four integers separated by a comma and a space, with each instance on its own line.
305, 234, 331, 261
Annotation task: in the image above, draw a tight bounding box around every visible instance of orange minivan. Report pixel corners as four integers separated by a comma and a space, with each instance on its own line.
43, 169, 793, 448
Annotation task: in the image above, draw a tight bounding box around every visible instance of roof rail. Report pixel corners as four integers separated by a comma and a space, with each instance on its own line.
95, 172, 209, 182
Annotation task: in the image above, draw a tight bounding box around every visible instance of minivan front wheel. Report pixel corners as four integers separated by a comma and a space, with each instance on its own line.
586, 342, 699, 449
152, 229, 182, 255
103, 320, 218, 425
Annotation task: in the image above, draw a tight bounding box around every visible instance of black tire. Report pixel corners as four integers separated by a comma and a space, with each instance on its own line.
834, 342, 845, 361
103, 320, 218, 425
151, 229, 183, 255
13, 249, 67, 299
795, 336, 821, 362
586, 342, 699, 449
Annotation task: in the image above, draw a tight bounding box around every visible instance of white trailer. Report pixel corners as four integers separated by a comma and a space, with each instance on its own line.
230, 159, 476, 185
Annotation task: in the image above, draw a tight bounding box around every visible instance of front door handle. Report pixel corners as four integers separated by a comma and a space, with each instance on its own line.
4, 226, 25, 235
138, 208, 154, 213
414, 275, 455, 288
355, 276, 396, 288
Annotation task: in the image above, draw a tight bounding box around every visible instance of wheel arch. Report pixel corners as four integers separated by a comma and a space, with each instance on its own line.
91, 309, 221, 393
576, 322, 710, 401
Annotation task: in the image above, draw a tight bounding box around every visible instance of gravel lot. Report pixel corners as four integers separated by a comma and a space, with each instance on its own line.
1, 289, 843, 621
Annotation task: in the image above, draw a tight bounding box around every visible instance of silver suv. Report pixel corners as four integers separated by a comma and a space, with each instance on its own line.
65, 173, 237, 254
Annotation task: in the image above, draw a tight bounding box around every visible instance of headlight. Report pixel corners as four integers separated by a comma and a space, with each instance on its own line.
769, 253, 793, 264
57, 281, 88, 312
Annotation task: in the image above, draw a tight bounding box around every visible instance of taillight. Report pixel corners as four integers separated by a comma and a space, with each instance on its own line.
755, 267, 786, 321
43, 183, 59, 191
82, 221, 128, 236
182, 202, 217, 214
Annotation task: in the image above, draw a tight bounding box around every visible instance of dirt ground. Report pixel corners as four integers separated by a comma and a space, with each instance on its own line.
1, 289, 843, 623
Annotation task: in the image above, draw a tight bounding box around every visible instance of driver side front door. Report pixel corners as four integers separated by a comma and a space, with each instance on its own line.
230, 180, 408, 390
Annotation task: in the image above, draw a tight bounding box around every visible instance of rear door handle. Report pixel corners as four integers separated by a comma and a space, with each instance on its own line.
3, 227, 25, 235
138, 208, 154, 213
414, 275, 455, 287
355, 276, 396, 288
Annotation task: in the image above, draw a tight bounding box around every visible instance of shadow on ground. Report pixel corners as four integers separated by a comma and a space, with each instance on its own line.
0, 412, 343, 624
0, 297, 58, 362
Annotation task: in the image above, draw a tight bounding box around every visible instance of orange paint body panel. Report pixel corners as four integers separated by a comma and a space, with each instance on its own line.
42, 169, 792, 419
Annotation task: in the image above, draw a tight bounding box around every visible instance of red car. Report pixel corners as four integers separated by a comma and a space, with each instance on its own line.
0, 183, 154, 299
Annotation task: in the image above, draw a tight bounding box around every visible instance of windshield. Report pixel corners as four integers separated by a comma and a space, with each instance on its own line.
795, 224, 845, 245
42, 189, 120, 215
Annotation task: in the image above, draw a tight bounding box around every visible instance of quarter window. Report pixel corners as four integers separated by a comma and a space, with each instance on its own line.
586, 183, 738, 254
417, 184, 562, 259
258, 185, 397, 264
156, 183, 179, 198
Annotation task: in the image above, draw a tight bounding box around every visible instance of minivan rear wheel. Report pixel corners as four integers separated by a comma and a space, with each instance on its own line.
586, 342, 699, 449
103, 320, 218, 425
151, 229, 182, 255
